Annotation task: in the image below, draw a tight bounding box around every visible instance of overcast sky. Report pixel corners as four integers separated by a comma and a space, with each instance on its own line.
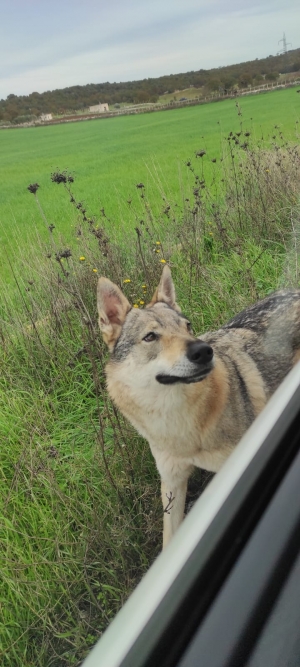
1, 0, 299, 100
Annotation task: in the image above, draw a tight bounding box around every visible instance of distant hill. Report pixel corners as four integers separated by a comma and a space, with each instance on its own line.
1, 48, 300, 124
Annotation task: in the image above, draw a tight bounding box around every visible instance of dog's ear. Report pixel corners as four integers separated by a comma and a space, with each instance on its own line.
148, 265, 181, 312
97, 278, 131, 350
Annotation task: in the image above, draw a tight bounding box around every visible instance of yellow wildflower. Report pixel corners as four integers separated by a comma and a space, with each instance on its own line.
209, 232, 213, 236
265, 169, 270, 173
92, 268, 98, 273
139, 300, 145, 305
142, 284, 147, 289
156, 241, 161, 245
133, 304, 139, 308
79, 256, 86, 261
123, 279, 131, 284
155, 248, 161, 253
160, 259, 166, 264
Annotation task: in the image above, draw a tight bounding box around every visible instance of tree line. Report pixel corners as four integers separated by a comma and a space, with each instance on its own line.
1, 48, 299, 124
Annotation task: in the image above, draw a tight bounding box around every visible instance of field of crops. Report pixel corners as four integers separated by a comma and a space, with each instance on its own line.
0, 86, 300, 666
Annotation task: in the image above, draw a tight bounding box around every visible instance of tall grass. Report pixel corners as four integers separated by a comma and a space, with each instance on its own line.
1, 118, 300, 666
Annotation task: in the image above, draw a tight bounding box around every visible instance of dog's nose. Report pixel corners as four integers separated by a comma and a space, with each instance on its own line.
186, 340, 213, 365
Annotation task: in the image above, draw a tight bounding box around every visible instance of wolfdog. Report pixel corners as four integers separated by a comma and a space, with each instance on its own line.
97, 266, 300, 548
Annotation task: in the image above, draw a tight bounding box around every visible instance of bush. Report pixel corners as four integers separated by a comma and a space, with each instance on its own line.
12, 114, 37, 124
265, 72, 279, 81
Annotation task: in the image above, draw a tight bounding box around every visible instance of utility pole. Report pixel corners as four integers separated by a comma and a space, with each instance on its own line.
277, 33, 292, 55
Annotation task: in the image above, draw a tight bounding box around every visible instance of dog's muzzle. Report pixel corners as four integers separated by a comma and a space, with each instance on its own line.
156, 340, 214, 385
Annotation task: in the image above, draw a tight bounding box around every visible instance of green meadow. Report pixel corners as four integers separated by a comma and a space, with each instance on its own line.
0, 87, 299, 282
0, 87, 300, 666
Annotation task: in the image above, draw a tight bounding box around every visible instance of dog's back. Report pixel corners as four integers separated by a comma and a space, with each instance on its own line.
209, 290, 300, 394
198, 290, 300, 453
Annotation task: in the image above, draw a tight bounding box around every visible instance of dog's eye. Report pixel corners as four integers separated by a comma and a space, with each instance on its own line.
143, 332, 157, 342
186, 322, 193, 333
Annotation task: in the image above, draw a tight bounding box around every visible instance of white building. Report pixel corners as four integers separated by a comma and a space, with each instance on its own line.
40, 113, 53, 121
89, 103, 109, 113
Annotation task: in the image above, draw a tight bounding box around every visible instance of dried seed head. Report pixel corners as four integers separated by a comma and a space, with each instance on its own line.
51, 171, 68, 184
27, 183, 40, 195
56, 249, 72, 261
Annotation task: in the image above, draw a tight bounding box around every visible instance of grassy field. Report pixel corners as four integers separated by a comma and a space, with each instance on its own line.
0, 87, 300, 666
0, 87, 299, 284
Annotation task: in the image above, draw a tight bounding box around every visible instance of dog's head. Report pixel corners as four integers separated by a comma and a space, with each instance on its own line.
97, 266, 214, 387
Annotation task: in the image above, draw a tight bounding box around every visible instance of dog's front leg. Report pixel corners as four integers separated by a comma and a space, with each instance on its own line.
153, 451, 193, 549
161, 475, 189, 549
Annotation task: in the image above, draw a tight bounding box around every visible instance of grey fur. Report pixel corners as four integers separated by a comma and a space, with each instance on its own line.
98, 269, 300, 548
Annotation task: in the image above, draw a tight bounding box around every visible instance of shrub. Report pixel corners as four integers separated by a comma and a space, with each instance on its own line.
12, 114, 37, 124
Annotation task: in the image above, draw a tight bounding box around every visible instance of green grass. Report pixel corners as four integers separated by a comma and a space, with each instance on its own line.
0, 87, 299, 284
1, 219, 299, 665
0, 318, 161, 665
0, 86, 300, 665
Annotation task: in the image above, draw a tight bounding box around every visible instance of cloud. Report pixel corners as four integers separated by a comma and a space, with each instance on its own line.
0, 0, 299, 98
